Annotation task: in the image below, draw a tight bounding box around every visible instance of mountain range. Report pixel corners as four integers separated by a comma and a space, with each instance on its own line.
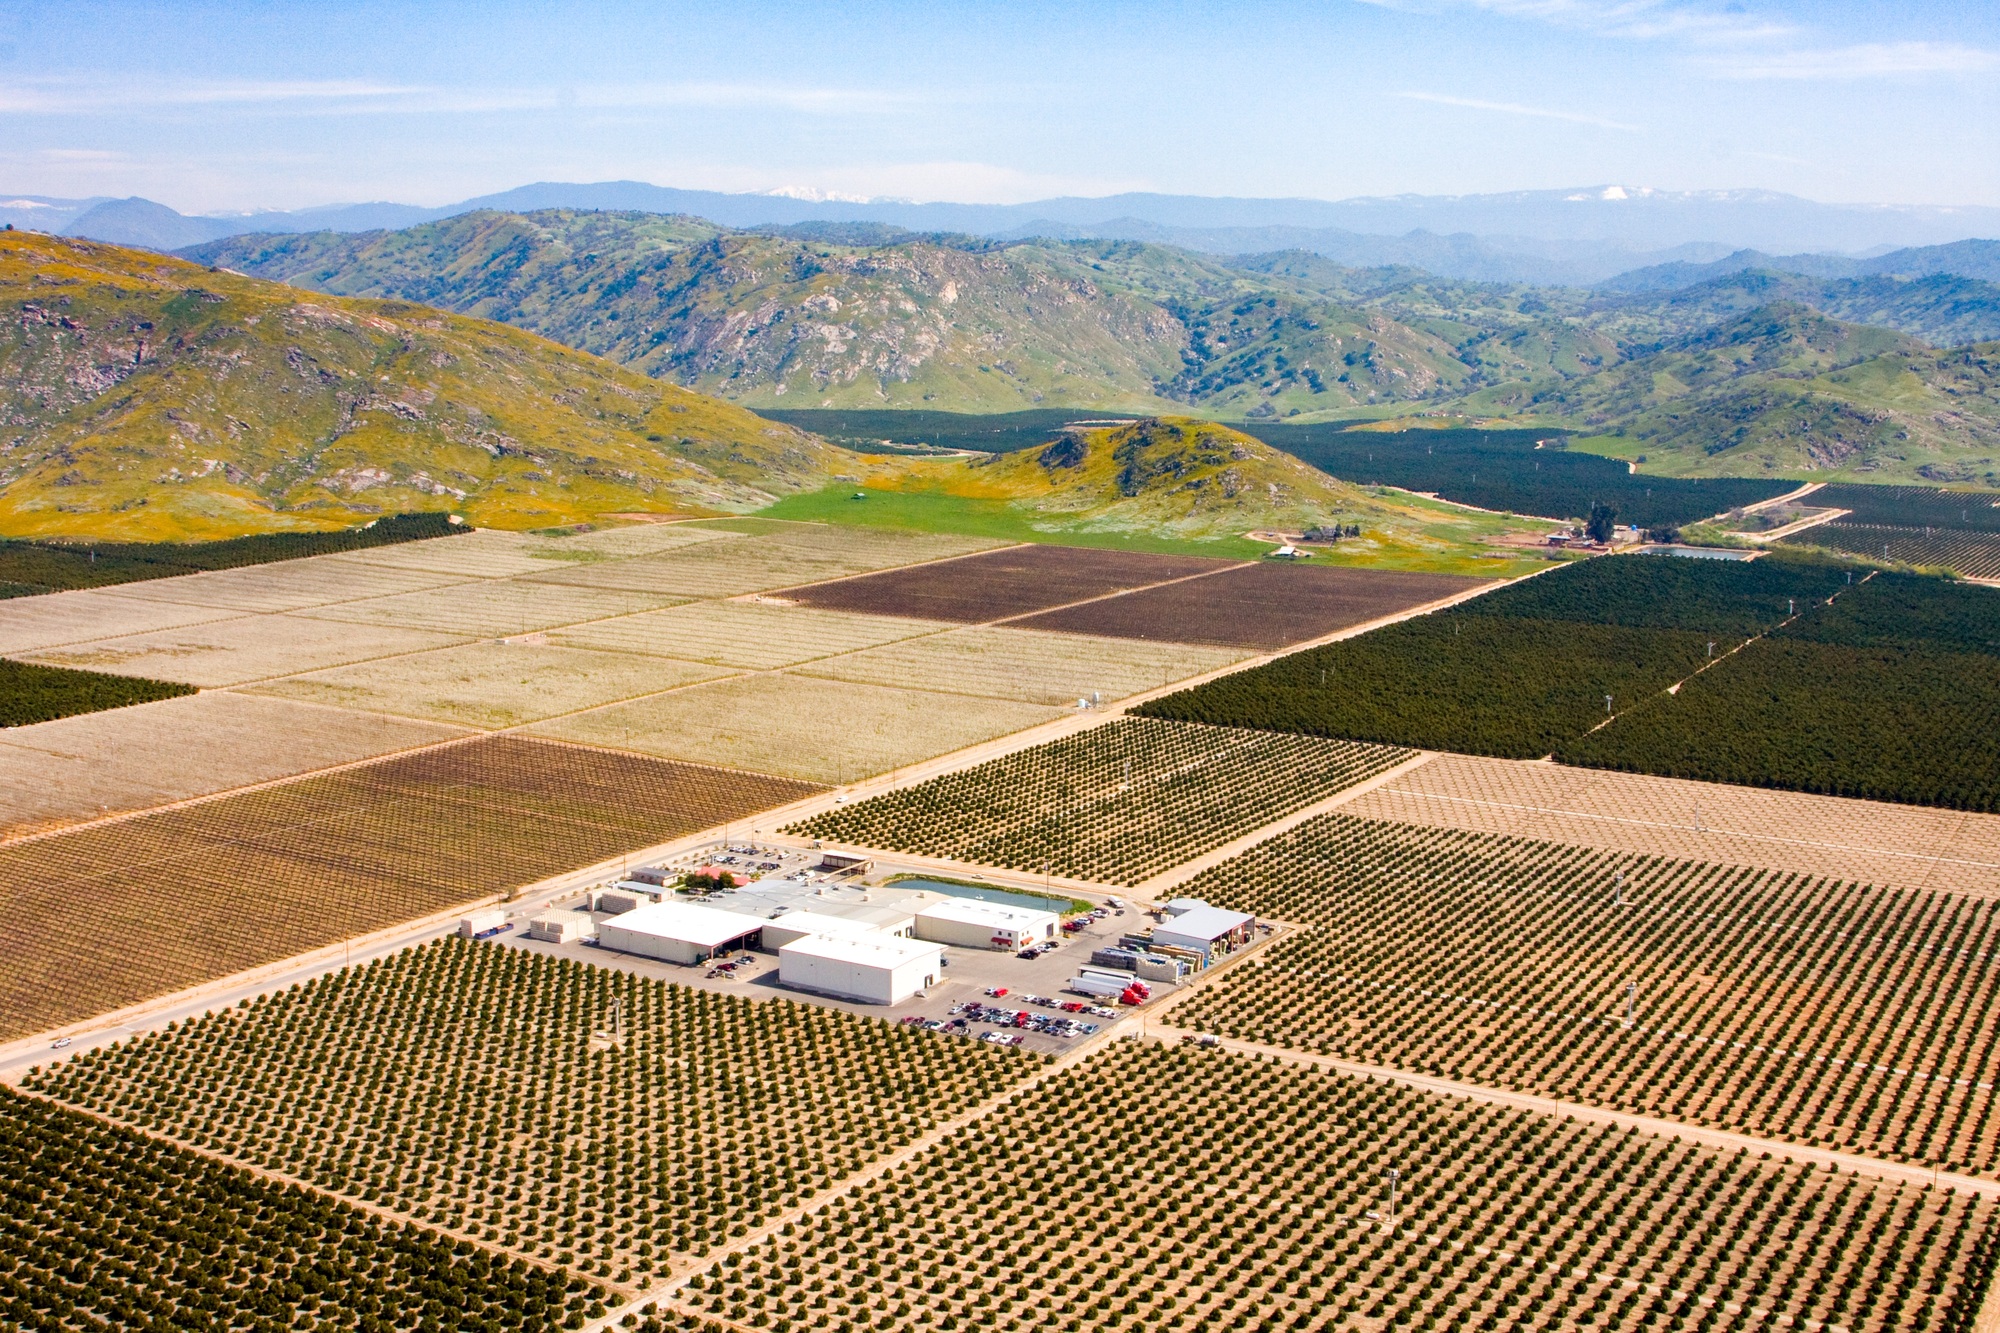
180, 208, 2000, 486
12, 180, 2000, 288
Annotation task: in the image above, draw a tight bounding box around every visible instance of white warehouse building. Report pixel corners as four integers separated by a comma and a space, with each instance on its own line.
597, 901, 767, 965
779, 933, 945, 1005
760, 910, 890, 952
914, 898, 1059, 951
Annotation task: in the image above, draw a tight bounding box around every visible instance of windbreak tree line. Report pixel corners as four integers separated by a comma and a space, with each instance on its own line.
0, 512, 463, 598
1142, 552, 2000, 810
0, 1086, 594, 1333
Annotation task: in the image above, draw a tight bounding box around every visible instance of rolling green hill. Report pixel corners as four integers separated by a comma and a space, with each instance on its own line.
774, 417, 1556, 573
0, 231, 842, 539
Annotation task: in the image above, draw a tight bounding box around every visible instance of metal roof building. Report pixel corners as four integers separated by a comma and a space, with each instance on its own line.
1152, 905, 1257, 958
596, 901, 768, 965
779, 934, 945, 1005
760, 910, 889, 952
914, 898, 1060, 951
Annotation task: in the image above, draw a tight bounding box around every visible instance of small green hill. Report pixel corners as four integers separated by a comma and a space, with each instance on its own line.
0, 231, 842, 540
813, 417, 1554, 572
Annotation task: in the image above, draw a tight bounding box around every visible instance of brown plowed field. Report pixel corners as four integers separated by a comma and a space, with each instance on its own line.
778, 544, 1243, 622
1011, 561, 1487, 649
0, 735, 820, 1042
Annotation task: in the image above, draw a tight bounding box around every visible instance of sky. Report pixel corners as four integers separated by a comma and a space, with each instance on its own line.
0, 0, 1995, 212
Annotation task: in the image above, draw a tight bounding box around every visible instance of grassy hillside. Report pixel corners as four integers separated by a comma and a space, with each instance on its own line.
0, 231, 841, 539
762, 417, 1556, 573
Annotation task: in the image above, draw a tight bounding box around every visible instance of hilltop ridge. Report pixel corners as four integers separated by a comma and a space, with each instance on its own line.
0, 231, 842, 539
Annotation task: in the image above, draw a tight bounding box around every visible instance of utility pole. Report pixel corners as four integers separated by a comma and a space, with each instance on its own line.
1605, 694, 1613, 716
1623, 982, 1635, 1030
1614, 872, 1625, 907
1386, 1168, 1400, 1224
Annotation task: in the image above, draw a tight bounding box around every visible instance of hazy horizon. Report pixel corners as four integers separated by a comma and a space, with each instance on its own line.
1, 0, 1994, 216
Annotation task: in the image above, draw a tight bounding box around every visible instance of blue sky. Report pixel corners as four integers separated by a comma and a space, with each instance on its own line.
0, 0, 1994, 211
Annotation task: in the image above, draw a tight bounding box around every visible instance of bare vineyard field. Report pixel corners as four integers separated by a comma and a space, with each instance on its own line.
336, 529, 590, 579
782, 545, 1238, 622
22, 612, 469, 687
0, 587, 245, 654
300, 578, 687, 637
522, 529, 1003, 599
253, 642, 733, 728
553, 601, 948, 670
788, 716, 1410, 884
0, 736, 818, 1041
0, 1087, 596, 1333
690, 1041, 1997, 1333
105, 558, 471, 614
0, 691, 465, 838
1012, 562, 1485, 650
29, 939, 1043, 1282
1171, 811, 2000, 1174
1348, 752, 2000, 897
1784, 523, 2000, 580
795, 626, 1246, 706
533, 672, 1061, 785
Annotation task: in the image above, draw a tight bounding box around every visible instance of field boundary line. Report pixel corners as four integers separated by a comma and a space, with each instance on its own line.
751, 541, 1035, 599
576, 922, 1293, 1333
1133, 749, 1440, 895
1145, 1023, 1994, 1194
0, 776, 835, 1068
1745, 506, 1851, 544
1364, 785, 2000, 874
85, 568, 491, 616
2, 1081, 635, 1297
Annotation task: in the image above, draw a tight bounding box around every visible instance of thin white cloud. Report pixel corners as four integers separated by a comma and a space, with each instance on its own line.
1707, 40, 2000, 80
1398, 90, 1639, 131
1354, 0, 1790, 44
0, 77, 930, 118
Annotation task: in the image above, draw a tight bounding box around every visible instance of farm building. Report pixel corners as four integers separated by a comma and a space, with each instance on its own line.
1163, 897, 1210, 916
597, 901, 767, 965
778, 933, 944, 1005
805, 900, 921, 936
1152, 905, 1257, 959
527, 909, 596, 944
760, 910, 890, 951
915, 899, 1059, 951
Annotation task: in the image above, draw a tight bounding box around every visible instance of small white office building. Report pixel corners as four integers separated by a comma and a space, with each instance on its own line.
1152, 905, 1257, 960
778, 934, 945, 1005
596, 901, 768, 965
914, 898, 1060, 951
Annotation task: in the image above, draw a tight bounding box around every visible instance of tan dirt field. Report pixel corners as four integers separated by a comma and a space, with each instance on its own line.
518, 529, 1003, 599
250, 641, 733, 729
298, 578, 688, 638
0, 589, 249, 655
0, 692, 466, 840
550, 600, 950, 670
21, 614, 468, 687
515, 523, 740, 560
527, 671, 1061, 784
1350, 752, 2000, 897
329, 530, 579, 579
97, 559, 472, 614
795, 625, 1249, 705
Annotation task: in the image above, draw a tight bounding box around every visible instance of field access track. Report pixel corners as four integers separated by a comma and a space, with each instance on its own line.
0, 736, 819, 1043
776, 544, 1241, 623
1010, 561, 1487, 649
1172, 811, 2000, 1177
